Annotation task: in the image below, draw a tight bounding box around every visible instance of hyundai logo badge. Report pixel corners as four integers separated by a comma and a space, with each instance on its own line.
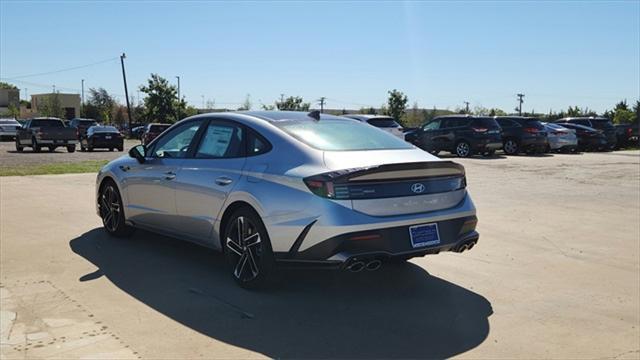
411, 183, 425, 193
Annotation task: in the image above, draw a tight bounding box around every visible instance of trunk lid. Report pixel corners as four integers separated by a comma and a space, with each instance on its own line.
319, 149, 466, 216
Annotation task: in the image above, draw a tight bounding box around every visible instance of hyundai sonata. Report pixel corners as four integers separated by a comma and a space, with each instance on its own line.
96, 111, 479, 288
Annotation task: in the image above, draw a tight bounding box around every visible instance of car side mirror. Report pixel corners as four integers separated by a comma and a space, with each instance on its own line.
129, 144, 146, 164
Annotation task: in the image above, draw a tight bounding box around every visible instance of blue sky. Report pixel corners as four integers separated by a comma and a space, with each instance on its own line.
1, 1, 638, 113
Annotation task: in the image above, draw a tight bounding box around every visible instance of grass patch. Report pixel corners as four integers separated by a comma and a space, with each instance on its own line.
0, 160, 108, 177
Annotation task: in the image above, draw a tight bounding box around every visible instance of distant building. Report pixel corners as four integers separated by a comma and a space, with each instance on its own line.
0, 88, 20, 115
31, 93, 81, 120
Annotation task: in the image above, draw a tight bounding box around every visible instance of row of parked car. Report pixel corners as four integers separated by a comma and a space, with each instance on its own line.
344, 114, 639, 157
2, 114, 638, 157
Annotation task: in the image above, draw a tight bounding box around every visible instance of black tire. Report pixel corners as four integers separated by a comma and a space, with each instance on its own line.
67, 145, 76, 153
223, 207, 275, 289
503, 138, 519, 155
15, 138, 23, 152
32, 138, 41, 153
117, 146, 124, 152
428, 150, 440, 156
482, 150, 495, 157
48, 146, 56, 152
454, 140, 472, 158
99, 180, 134, 237
88, 146, 93, 152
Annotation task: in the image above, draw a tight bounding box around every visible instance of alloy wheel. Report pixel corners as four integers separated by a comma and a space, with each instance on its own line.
504, 140, 518, 154
456, 142, 470, 157
226, 216, 263, 282
99, 185, 121, 232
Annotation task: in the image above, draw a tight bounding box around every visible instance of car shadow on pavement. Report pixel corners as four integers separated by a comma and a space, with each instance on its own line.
70, 228, 493, 359
438, 154, 507, 160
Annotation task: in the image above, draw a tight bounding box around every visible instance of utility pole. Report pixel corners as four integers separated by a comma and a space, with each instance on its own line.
81, 79, 84, 116
176, 76, 181, 120
120, 53, 133, 130
463, 101, 470, 114
517, 93, 525, 116
318, 97, 326, 113
52, 85, 56, 93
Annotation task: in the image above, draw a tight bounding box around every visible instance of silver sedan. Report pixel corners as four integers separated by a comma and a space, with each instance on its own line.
96, 111, 479, 288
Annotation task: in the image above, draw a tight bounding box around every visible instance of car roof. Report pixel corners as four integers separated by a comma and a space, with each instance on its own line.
241, 111, 350, 122
342, 114, 394, 120
559, 117, 609, 121
494, 116, 539, 120
31, 117, 62, 120
72, 118, 97, 122
556, 123, 597, 131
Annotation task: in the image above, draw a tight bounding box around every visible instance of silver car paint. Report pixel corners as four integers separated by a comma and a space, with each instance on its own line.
543, 123, 578, 150
96, 112, 476, 258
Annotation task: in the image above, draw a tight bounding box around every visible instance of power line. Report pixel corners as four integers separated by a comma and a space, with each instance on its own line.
1, 57, 119, 80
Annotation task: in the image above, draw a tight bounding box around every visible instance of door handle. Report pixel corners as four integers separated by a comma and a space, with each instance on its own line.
164, 171, 176, 180
215, 176, 233, 186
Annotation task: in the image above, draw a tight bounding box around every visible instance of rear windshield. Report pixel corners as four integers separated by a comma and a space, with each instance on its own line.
31, 119, 64, 127
590, 119, 614, 129
367, 117, 400, 128
0, 120, 19, 125
276, 119, 413, 151
545, 123, 566, 131
91, 126, 118, 133
79, 120, 97, 125
524, 119, 545, 130
150, 125, 170, 132
471, 118, 500, 129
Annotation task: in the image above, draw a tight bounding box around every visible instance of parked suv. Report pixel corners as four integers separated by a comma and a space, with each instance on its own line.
556, 117, 616, 149
342, 115, 404, 139
142, 123, 171, 145
614, 123, 639, 149
494, 117, 548, 155
68, 118, 98, 140
405, 115, 502, 157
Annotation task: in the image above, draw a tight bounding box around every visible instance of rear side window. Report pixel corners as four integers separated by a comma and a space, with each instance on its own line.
472, 118, 500, 129
590, 119, 614, 129
30, 119, 64, 127
276, 119, 412, 151
496, 119, 516, 128
247, 130, 271, 156
423, 120, 440, 131
571, 119, 590, 126
367, 117, 400, 128
196, 123, 244, 158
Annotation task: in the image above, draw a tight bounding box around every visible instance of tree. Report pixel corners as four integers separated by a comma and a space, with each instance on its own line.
139, 74, 181, 123
488, 108, 507, 116
261, 103, 276, 110
86, 88, 116, 122
633, 100, 640, 123
0, 82, 17, 89
404, 102, 423, 128
7, 104, 19, 119
38, 93, 65, 118
385, 89, 408, 125
275, 96, 310, 111
237, 94, 252, 111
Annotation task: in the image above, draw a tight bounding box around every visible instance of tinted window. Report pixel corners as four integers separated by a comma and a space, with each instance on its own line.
472, 118, 500, 129
247, 130, 271, 156
367, 117, 400, 128
91, 126, 118, 133
496, 119, 516, 128
150, 125, 171, 133
524, 119, 545, 130
423, 120, 440, 131
571, 119, 590, 126
443, 118, 470, 128
195, 123, 244, 158
152, 121, 202, 158
590, 119, 614, 129
30, 119, 64, 127
276, 120, 412, 151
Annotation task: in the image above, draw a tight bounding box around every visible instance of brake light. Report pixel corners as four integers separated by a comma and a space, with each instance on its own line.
304, 179, 335, 198
524, 127, 538, 133
472, 127, 488, 133
628, 128, 633, 135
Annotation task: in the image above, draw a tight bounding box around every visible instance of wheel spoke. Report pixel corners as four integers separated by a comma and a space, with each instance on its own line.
111, 202, 120, 213
234, 252, 248, 278
226, 237, 243, 256
246, 248, 259, 276
104, 211, 113, 229
244, 233, 261, 247
100, 196, 110, 215
236, 217, 244, 246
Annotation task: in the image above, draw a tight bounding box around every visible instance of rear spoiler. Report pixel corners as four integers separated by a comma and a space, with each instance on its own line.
313, 161, 465, 184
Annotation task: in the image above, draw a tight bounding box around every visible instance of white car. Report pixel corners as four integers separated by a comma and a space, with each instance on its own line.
0, 118, 21, 140
543, 122, 578, 152
342, 114, 405, 139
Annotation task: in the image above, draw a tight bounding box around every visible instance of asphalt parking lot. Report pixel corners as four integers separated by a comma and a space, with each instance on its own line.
0, 139, 141, 169
1, 151, 639, 359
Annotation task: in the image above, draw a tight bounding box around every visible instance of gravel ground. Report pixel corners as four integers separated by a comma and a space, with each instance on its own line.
0, 139, 141, 168
0, 150, 638, 359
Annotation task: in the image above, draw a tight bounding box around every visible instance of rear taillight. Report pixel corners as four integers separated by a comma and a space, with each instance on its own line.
304, 178, 335, 198
628, 128, 633, 135
551, 131, 566, 135
471, 127, 488, 133
524, 127, 538, 133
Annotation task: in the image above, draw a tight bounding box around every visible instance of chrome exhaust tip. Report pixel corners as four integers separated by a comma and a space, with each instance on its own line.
365, 259, 382, 271
466, 241, 476, 251
347, 261, 365, 272
457, 244, 468, 253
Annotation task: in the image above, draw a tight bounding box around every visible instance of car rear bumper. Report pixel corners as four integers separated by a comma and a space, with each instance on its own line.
272, 193, 478, 264
471, 141, 502, 152
89, 139, 124, 148
36, 139, 78, 145
548, 136, 578, 150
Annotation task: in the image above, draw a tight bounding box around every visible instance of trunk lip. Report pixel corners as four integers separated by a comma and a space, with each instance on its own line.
309, 161, 465, 184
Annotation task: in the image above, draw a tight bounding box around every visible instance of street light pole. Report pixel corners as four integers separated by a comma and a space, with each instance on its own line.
120, 53, 133, 130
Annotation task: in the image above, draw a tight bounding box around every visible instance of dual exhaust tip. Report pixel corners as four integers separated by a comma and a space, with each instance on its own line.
455, 240, 477, 253
346, 259, 382, 272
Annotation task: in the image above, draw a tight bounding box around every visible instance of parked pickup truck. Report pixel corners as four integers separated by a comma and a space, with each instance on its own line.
16, 117, 78, 153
